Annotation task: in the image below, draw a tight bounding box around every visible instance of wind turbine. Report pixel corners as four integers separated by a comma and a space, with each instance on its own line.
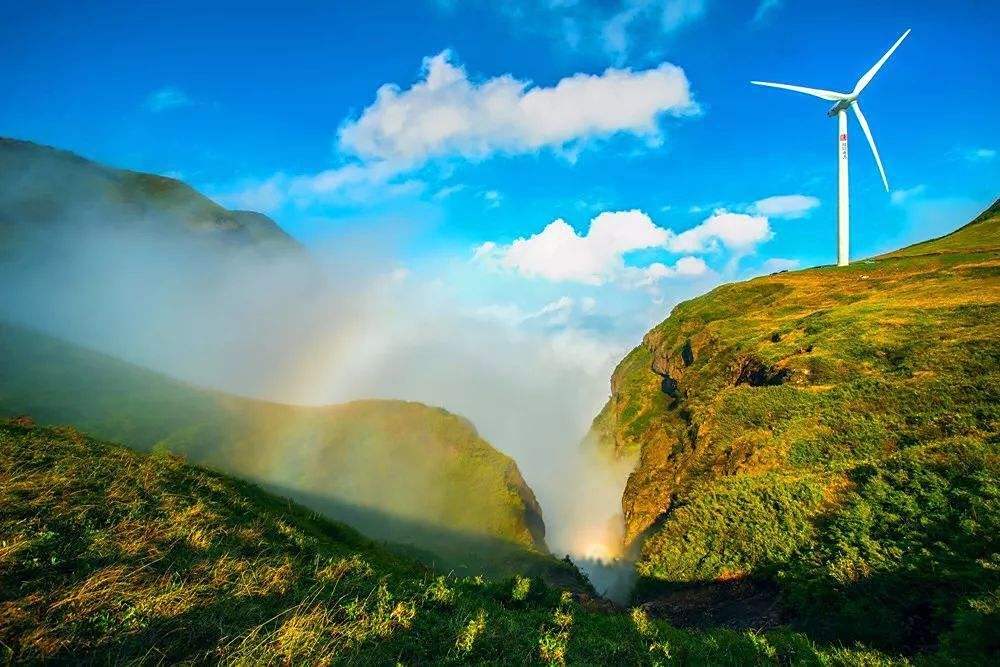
752, 29, 910, 267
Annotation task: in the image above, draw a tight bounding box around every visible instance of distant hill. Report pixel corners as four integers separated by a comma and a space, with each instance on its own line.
0, 137, 299, 255
590, 199, 1000, 652
0, 322, 548, 570
0, 419, 928, 664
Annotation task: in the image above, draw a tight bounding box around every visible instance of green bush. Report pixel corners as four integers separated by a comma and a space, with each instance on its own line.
638, 473, 827, 581
778, 438, 1000, 651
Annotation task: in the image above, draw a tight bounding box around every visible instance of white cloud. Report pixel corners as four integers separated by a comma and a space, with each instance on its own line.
750, 194, 820, 219
674, 254, 710, 274
476, 207, 769, 286
432, 184, 466, 200
145, 86, 193, 112
966, 147, 996, 162
474, 303, 527, 326
338, 50, 697, 166
602, 0, 707, 58
483, 190, 503, 208
212, 161, 423, 212
546, 327, 626, 378
213, 49, 698, 212
661, 0, 707, 31
440, 1, 710, 62
891, 184, 927, 205
216, 177, 288, 213
475, 295, 576, 327
476, 210, 671, 284
632, 255, 709, 286
752, 0, 782, 23
536, 295, 575, 322
666, 210, 772, 253
388, 267, 411, 282
472, 241, 498, 261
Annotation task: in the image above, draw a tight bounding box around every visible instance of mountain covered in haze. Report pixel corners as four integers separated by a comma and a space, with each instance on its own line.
0, 322, 547, 560
0, 137, 550, 574
0, 137, 298, 255
590, 200, 1000, 651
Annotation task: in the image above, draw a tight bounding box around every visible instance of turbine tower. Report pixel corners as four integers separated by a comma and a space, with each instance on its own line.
752, 29, 910, 267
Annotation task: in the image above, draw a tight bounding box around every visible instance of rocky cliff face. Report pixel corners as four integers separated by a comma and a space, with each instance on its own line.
592, 198, 1000, 549
587, 200, 1000, 650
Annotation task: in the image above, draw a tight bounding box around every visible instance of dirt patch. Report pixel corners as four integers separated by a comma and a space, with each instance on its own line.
637, 577, 785, 632
733, 357, 790, 387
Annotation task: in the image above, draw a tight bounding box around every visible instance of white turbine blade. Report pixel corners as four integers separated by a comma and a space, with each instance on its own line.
853, 29, 911, 95
851, 101, 889, 191
750, 80, 847, 101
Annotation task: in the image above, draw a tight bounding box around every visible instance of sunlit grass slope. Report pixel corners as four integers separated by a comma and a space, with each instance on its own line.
1, 420, 918, 664
0, 323, 547, 569
591, 199, 1000, 653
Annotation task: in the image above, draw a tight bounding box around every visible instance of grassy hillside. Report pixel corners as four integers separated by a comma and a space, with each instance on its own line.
0, 137, 299, 255
0, 419, 923, 664
591, 200, 1000, 653
0, 322, 548, 572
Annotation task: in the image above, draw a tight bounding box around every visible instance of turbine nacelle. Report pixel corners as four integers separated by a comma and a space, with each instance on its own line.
826, 98, 854, 118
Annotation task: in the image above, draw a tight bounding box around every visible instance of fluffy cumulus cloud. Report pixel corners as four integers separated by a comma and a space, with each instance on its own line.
666, 210, 772, 253
750, 194, 820, 219
633, 255, 709, 286
476, 210, 670, 284
476, 208, 770, 286
338, 50, 697, 165
215, 50, 697, 212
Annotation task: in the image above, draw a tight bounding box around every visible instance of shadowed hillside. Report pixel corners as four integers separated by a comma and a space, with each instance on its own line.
1, 420, 934, 664
0, 322, 549, 570
590, 200, 999, 652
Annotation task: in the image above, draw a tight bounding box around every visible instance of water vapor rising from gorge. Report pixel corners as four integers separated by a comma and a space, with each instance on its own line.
0, 203, 633, 572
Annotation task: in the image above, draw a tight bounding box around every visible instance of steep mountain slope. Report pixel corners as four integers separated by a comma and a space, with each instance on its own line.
1, 419, 931, 664
591, 200, 999, 651
0, 137, 299, 255
0, 322, 546, 565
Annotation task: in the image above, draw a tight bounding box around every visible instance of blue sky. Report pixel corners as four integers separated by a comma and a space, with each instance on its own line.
2, 0, 998, 362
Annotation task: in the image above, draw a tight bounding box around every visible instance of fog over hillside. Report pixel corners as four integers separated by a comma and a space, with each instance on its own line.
0, 139, 631, 565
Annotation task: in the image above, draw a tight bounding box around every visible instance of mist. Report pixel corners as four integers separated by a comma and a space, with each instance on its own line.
0, 187, 637, 576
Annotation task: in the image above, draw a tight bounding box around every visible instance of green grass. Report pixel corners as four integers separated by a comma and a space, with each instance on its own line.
637, 473, 827, 583
0, 322, 549, 571
779, 437, 1000, 651
591, 199, 1000, 655
1, 420, 920, 664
